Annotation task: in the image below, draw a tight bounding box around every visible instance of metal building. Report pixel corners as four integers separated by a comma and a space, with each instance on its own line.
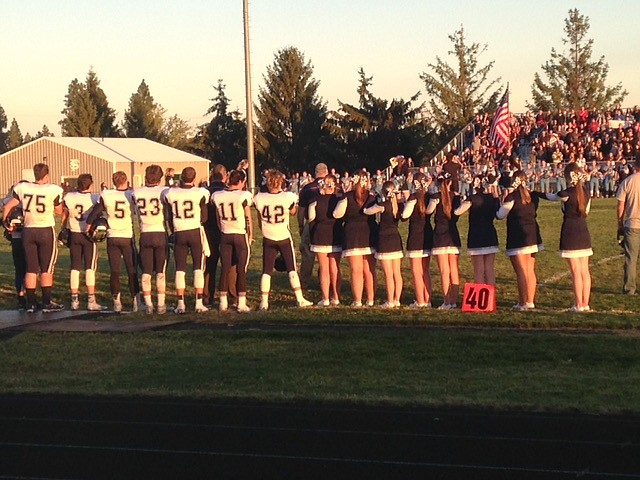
0, 137, 211, 193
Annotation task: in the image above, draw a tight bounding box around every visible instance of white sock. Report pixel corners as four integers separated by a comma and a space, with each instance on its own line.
219, 294, 228, 310
238, 295, 247, 308
70, 270, 80, 291
288, 271, 305, 301
193, 269, 204, 289
260, 274, 271, 306
156, 273, 166, 294
85, 269, 95, 289
175, 271, 186, 290
141, 273, 152, 294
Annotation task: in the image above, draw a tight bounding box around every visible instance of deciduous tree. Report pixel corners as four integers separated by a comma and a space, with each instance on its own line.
529, 9, 627, 111
161, 114, 193, 150
420, 26, 501, 144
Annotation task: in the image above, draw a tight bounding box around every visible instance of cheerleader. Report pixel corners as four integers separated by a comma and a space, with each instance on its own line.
254, 170, 313, 310
332, 170, 377, 307
426, 172, 462, 309
454, 176, 500, 285
545, 163, 592, 311
496, 170, 545, 310
401, 173, 433, 307
308, 174, 343, 306
364, 181, 404, 308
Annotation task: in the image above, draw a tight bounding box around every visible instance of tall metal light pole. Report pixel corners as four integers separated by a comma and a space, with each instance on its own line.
243, 0, 256, 191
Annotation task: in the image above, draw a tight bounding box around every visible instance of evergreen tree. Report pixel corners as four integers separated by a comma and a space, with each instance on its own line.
192, 80, 246, 165
60, 78, 98, 136
529, 9, 627, 111
329, 68, 432, 170
123, 80, 165, 141
85, 69, 119, 136
34, 125, 54, 139
255, 47, 334, 173
7, 118, 23, 150
0, 105, 8, 153
60, 69, 118, 137
420, 26, 502, 143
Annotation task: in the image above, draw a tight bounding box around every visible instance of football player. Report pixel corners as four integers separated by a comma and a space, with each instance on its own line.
86, 171, 141, 313
253, 169, 311, 310
211, 169, 253, 312
61, 173, 105, 311
163, 167, 210, 314
2, 181, 28, 309
2, 163, 64, 312
132, 165, 170, 315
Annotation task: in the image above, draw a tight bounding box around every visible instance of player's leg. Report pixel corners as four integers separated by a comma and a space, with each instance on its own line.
234, 234, 251, 312
282, 238, 310, 307
39, 227, 62, 312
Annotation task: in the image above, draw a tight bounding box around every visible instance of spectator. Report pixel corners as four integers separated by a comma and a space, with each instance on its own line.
297, 163, 328, 288
616, 153, 640, 295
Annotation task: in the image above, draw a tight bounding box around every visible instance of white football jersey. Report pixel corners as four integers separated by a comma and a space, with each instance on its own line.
164, 186, 210, 232
63, 191, 100, 233
13, 182, 64, 228
100, 189, 135, 238
253, 191, 297, 241
132, 185, 169, 233
211, 189, 253, 235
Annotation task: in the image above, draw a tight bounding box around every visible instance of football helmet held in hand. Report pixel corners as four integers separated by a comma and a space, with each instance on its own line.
87, 217, 108, 242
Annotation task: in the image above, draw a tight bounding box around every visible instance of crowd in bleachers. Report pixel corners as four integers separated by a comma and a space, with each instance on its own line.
284, 106, 640, 199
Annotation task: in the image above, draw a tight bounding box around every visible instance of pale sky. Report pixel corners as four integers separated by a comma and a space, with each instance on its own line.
2, 0, 639, 137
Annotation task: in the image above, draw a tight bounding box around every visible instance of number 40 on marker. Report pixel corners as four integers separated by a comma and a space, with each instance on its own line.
462, 283, 496, 313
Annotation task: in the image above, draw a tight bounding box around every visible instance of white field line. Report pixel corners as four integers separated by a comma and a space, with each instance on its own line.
540, 254, 622, 285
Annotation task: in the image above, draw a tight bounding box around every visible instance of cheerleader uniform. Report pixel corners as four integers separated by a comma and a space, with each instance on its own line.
365, 200, 403, 260
454, 193, 499, 255
401, 193, 433, 258
308, 194, 343, 253
333, 191, 378, 256
428, 192, 462, 255
497, 189, 545, 256
555, 186, 593, 258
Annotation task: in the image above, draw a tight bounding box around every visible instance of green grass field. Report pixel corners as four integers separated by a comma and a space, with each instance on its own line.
1, 198, 639, 414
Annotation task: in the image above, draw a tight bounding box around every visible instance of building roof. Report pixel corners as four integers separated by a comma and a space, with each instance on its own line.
39, 137, 208, 164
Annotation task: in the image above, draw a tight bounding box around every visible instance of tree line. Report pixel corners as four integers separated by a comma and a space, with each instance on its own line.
0, 9, 628, 174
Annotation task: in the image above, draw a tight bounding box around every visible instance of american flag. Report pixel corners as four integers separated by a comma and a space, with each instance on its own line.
489, 89, 510, 151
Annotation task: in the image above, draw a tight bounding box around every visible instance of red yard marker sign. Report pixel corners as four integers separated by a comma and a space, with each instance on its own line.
462, 283, 496, 312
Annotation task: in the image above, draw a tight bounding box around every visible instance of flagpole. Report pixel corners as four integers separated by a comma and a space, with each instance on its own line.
506, 82, 510, 125
243, 0, 256, 192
